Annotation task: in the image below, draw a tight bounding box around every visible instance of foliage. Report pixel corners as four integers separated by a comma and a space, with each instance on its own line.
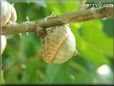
1, 0, 114, 84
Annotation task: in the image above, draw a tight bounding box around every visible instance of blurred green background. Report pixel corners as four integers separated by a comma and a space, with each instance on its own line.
1, 0, 114, 84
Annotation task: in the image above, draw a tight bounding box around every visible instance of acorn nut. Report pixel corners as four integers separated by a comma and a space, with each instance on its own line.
40, 25, 78, 64
0, 0, 17, 55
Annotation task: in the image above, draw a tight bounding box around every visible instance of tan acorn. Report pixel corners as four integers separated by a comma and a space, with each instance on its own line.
0, 0, 17, 27
9, 3, 17, 22
0, 0, 11, 27
40, 25, 78, 64
0, 0, 17, 55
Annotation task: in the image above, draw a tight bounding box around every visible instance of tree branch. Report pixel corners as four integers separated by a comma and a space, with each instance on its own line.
1, 7, 114, 35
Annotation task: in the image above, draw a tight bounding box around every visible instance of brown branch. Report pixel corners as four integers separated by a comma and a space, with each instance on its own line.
1, 7, 114, 35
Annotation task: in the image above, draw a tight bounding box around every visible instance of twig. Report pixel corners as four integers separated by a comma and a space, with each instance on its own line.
1, 7, 114, 35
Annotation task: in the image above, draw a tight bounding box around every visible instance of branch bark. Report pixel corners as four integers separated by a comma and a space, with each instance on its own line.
1, 7, 114, 35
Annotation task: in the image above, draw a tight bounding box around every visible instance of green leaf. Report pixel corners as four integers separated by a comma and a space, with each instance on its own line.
46, 0, 79, 15
5, 66, 19, 83
79, 39, 109, 67
81, 20, 113, 57
22, 58, 39, 83
44, 62, 78, 84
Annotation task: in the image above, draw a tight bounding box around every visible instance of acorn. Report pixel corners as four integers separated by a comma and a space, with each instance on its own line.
0, 0, 17, 55
0, 35, 7, 55
0, 0, 17, 27
40, 25, 78, 64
